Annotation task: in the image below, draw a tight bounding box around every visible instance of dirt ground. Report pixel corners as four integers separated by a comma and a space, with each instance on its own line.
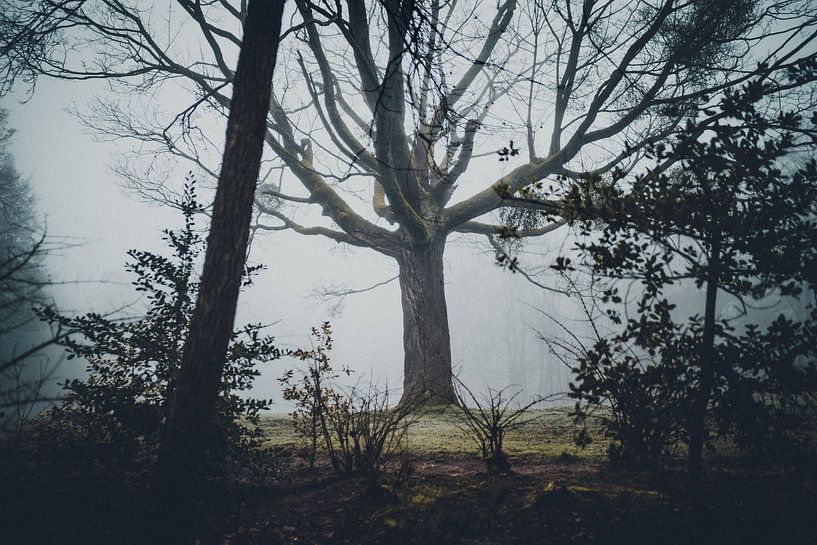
3, 410, 817, 545
5, 452, 817, 545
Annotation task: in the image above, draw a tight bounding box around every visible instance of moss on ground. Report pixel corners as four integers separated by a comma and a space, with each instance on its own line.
259, 405, 611, 460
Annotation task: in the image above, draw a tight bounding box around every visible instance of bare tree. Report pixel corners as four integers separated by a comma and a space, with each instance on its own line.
4, 0, 817, 404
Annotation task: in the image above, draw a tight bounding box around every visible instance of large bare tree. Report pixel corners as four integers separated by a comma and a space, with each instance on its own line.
4, 0, 817, 403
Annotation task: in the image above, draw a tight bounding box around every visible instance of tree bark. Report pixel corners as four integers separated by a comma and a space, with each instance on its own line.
687, 230, 721, 493
152, 0, 285, 501
398, 237, 457, 405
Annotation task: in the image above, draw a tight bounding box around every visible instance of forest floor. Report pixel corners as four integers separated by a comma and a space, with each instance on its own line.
4, 406, 817, 545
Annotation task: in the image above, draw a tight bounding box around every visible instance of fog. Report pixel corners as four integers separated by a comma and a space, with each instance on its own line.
3, 76, 584, 410
5, 69, 804, 411
4, 9, 805, 413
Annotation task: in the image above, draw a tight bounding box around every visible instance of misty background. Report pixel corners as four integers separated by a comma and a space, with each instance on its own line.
5, 7, 806, 412
3, 76, 584, 410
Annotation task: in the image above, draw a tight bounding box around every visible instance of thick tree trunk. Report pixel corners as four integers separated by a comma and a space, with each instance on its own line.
687, 230, 721, 493
152, 0, 285, 502
398, 237, 457, 406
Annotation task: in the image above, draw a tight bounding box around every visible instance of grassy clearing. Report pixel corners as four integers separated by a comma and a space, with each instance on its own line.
259, 405, 611, 460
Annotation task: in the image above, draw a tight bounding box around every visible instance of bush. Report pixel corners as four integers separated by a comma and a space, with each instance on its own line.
40, 175, 280, 473
569, 336, 691, 468
324, 382, 421, 475
714, 316, 817, 466
280, 323, 422, 475
453, 378, 544, 474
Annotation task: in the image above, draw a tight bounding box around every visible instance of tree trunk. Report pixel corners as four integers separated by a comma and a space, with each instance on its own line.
687, 230, 722, 493
152, 0, 285, 502
398, 237, 457, 405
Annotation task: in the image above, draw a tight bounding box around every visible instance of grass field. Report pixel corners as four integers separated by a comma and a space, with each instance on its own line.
259, 405, 611, 459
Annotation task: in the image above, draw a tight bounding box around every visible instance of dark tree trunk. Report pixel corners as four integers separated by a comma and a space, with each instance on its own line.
687, 230, 722, 493
398, 237, 457, 405
152, 0, 285, 501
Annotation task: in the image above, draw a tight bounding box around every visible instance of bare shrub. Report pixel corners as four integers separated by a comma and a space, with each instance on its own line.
454, 377, 546, 474
324, 382, 423, 475
281, 323, 424, 475
279, 322, 340, 468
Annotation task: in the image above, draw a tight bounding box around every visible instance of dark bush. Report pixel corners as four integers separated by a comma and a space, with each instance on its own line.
40, 175, 280, 475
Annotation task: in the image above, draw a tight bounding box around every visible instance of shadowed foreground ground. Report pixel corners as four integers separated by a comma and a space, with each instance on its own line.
4, 407, 817, 545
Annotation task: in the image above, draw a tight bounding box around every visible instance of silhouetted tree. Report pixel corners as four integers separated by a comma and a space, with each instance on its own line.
42, 177, 279, 467
564, 74, 817, 491
151, 0, 286, 502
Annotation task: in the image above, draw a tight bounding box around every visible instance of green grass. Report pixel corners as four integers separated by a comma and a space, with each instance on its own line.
259, 405, 611, 460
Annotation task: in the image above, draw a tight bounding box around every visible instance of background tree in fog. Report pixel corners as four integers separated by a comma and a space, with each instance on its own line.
3, 0, 817, 403
0, 108, 64, 419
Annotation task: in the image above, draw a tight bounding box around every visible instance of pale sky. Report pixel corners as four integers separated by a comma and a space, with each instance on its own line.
3, 75, 579, 409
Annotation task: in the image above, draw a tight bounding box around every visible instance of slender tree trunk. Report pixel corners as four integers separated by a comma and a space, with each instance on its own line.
687, 230, 722, 492
152, 0, 285, 501
397, 237, 457, 405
